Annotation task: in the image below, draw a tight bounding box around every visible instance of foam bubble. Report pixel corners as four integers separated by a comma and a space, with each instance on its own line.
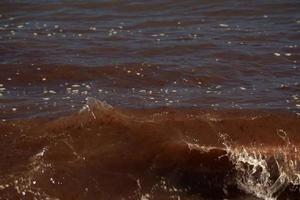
220, 133, 300, 200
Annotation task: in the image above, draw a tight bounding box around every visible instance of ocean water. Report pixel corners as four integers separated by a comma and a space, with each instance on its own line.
0, 1, 299, 199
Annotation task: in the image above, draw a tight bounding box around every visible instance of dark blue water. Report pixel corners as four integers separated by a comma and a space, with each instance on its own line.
0, 1, 300, 120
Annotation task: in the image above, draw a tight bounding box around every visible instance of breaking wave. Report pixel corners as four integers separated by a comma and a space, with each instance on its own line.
0, 98, 299, 199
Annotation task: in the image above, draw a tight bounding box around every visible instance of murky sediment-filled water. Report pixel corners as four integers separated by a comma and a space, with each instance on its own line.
0, 1, 299, 199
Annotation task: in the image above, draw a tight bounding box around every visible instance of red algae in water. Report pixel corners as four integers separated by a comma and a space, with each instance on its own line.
0, 98, 299, 199
0, 0, 300, 200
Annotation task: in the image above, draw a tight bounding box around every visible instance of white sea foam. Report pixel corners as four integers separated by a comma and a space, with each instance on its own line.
220, 132, 300, 200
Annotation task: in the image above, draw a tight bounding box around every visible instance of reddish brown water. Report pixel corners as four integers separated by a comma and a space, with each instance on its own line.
0, 1, 300, 199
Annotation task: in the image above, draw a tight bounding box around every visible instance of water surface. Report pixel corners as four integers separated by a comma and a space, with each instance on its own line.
0, 1, 299, 199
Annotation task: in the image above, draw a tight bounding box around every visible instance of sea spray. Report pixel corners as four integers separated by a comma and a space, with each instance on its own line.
220, 132, 300, 200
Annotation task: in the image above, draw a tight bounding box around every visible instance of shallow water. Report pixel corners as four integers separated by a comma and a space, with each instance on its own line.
0, 1, 300, 199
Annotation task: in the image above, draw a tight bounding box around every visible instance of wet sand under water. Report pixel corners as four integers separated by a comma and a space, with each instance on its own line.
0, 98, 299, 200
